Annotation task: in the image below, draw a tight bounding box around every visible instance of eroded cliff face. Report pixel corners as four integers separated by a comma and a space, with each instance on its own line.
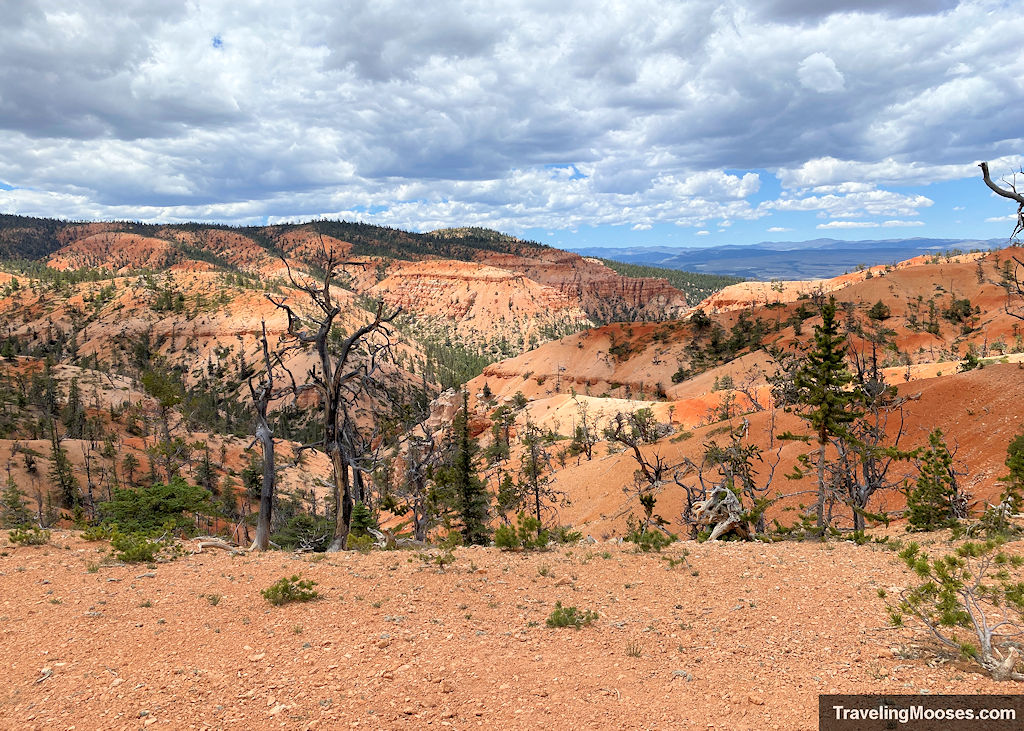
369, 259, 593, 351
14, 220, 699, 360
476, 251, 689, 321
48, 232, 178, 272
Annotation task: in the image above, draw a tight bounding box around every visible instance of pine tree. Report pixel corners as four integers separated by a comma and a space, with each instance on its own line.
49, 422, 81, 509
442, 391, 490, 545
906, 429, 958, 531
792, 296, 862, 528
0, 477, 33, 528
61, 377, 85, 439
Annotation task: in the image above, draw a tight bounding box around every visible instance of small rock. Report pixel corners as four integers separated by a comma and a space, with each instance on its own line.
748, 695, 764, 705
672, 670, 694, 682
554, 578, 572, 587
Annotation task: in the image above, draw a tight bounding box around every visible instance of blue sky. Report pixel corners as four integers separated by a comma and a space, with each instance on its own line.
0, 1, 1022, 248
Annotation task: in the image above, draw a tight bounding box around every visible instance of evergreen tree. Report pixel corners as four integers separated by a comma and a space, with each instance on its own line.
906, 429, 958, 531
49, 422, 81, 509
791, 296, 862, 528
61, 377, 85, 439
121, 453, 139, 486
0, 477, 33, 528
439, 391, 490, 544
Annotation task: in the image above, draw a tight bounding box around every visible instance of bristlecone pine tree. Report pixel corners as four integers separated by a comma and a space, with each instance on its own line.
792, 296, 861, 528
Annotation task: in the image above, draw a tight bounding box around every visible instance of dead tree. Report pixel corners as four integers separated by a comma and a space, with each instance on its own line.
605, 410, 679, 535
980, 161, 1024, 320
843, 334, 914, 531
268, 246, 399, 552
674, 416, 787, 539
247, 321, 295, 551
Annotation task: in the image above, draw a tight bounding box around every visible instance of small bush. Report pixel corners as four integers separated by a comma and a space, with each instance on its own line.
346, 533, 375, 553
551, 525, 583, 544
890, 539, 1024, 681
625, 515, 675, 552
81, 523, 114, 541
9, 527, 50, 546
546, 601, 598, 629
271, 513, 333, 552
110, 531, 162, 563
494, 512, 550, 551
261, 575, 320, 606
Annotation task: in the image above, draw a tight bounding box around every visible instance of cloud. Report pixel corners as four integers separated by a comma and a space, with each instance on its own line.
0, 0, 1020, 232
765, 188, 933, 219
986, 214, 1020, 222
631, 223, 652, 230
696, 230, 710, 235
798, 53, 845, 93
767, 226, 793, 232
816, 218, 927, 229
817, 220, 879, 229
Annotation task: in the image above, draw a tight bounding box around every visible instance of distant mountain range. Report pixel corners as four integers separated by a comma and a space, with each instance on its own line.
570, 237, 1007, 280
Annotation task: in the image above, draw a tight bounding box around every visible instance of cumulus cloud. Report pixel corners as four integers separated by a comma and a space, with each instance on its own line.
0, 0, 1020, 231
798, 53, 845, 93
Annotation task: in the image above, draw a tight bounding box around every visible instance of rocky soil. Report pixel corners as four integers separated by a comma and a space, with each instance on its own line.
1, 531, 1020, 730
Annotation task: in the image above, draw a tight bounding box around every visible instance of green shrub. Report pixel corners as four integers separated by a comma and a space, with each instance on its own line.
271, 514, 333, 552
546, 601, 598, 629
261, 575, 321, 606
551, 525, 584, 544
81, 523, 115, 541
110, 531, 162, 563
98, 477, 213, 535
890, 539, 1024, 680
624, 515, 675, 552
494, 512, 549, 551
9, 527, 50, 546
346, 533, 375, 553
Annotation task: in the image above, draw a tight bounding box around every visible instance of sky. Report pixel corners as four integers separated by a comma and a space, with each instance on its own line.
1, 0, 1022, 249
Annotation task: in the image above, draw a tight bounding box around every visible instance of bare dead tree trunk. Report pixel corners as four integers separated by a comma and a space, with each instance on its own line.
267, 242, 399, 552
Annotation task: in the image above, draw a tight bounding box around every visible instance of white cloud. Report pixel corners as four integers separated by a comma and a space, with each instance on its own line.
696, 230, 710, 235
767, 226, 792, 232
815, 218, 927, 229
986, 214, 1020, 222
631, 223, 652, 230
798, 53, 845, 93
817, 221, 879, 229
765, 188, 933, 219
0, 1, 1020, 231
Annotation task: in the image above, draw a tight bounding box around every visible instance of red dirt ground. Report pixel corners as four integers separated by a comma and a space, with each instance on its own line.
1, 531, 1020, 730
